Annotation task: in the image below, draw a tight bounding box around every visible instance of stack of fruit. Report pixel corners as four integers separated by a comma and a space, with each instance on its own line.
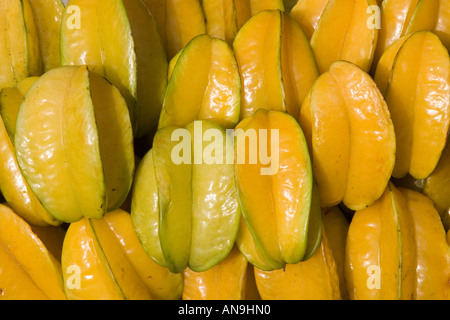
0, 0, 449, 300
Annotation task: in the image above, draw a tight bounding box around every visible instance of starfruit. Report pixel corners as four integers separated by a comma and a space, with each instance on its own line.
0, 0, 42, 89
251, 206, 349, 300
234, 109, 322, 271
141, 0, 206, 60
373, 33, 413, 95
405, 0, 450, 52
0, 77, 39, 140
371, 0, 420, 73
158, 34, 241, 130
375, 31, 450, 180
15, 66, 135, 223
345, 182, 450, 300
322, 206, 350, 300
61, 209, 183, 300
299, 60, 396, 211
131, 120, 240, 274
182, 245, 260, 300
233, 9, 319, 120
422, 141, 450, 231
403, 188, 450, 300
202, 0, 285, 45
310, 0, 379, 73
254, 222, 344, 300
0, 204, 66, 300
345, 183, 416, 300
290, 0, 329, 40
28, 0, 64, 71
31, 223, 66, 263
61, 0, 167, 138
0, 77, 60, 226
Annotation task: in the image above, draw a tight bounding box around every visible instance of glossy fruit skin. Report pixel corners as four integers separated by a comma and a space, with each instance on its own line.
322, 206, 350, 300
158, 34, 241, 130
182, 245, 259, 300
61, 209, 183, 300
405, 0, 450, 52
299, 60, 396, 211
345, 183, 450, 300
61, 0, 167, 138
252, 206, 349, 300
371, 0, 420, 74
2, 0, 450, 302
201, 0, 285, 46
14, 66, 134, 223
0, 204, 66, 300
290, 0, 329, 40
28, 0, 64, 71
401, 188, 450, 300
345, 183, 416, 300
254, 224, 341, 300
376, 31, 450, 180
0, 0, 43, 89
234, 109, 321, 270
233, 9, 319, 120
132, 120, 240, 274
141, 0, 206, 60
422, 141, 450, 230
310, 0, 379, 73
0, 77, 60, 226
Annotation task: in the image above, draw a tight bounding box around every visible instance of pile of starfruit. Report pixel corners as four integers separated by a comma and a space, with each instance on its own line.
0, 0, 449, 301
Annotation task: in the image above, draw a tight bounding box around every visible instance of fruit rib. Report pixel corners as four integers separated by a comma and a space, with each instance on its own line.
0, 204, 65, 300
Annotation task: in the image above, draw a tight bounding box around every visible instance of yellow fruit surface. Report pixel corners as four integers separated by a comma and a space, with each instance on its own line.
1, 0, 450, 302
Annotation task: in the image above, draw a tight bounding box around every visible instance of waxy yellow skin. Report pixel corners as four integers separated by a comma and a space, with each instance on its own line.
28, 0, 64, 71
253, 207, 348, 300
2, 0, 449, 302
182, 245, 260, 300
235, 109, 321, 270
233, 9, 319, 120
290, 0, 329, 40
423, 141, 450, 230
159, 34, 241, 130
401, 188, 450, 300
254, 225, 341, 300
201, 0, 285, 45
310, 0, 379, 73
62, 209, 182, 300
376, 31, 450, 179
0, 77, 60, 226
31, 223, 66, 264
346, 183, 450, 300
322, 206, 350, 300
15, 66, 134, 223
345, 183, 416, 300
132, 120, 240, 274
300, 60, 396, 211
141, 0, 205, 60
374, 33, 413, 96
0, 0, 42, 89
203, 0, 240, 45
0, 204, 65, 300
0, 77, 39, 140
405, 0, 450, 52
371, 0, 420, 74
447, 230, 450, 247
61, 0, 167, 138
